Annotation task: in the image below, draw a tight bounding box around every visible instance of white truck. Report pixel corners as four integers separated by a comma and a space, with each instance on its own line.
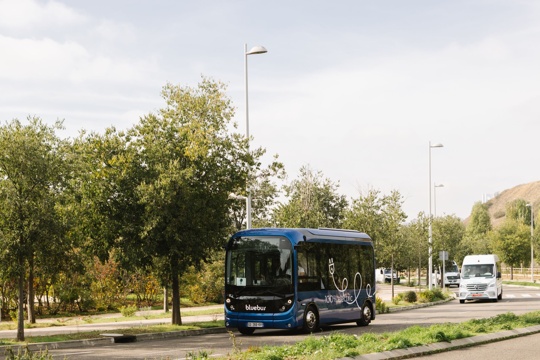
458, 254, 503, 303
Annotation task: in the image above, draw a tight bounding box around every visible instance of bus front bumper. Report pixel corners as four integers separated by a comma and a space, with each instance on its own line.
225, 309, 297, 330
459, 290, 497, 301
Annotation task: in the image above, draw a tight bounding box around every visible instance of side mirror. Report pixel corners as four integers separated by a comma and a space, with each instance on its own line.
497, 272, 501, 279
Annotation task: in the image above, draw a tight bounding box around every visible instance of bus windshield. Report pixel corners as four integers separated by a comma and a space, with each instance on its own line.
226, 236, 293, 294
462, 264, 495, 279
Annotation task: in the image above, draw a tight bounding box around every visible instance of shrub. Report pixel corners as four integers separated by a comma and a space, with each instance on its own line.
120, 305, 138, 317
182, 253, 225, 304
403, 291, 418, 303
418, 288, 446, 303
392, 293, 404, 305
375, 296, 388, 313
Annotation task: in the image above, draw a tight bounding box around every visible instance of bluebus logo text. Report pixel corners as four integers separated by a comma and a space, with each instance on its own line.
245, 304, 266, 311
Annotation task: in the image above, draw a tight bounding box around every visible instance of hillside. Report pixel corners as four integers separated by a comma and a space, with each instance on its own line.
483, 180, 540, 227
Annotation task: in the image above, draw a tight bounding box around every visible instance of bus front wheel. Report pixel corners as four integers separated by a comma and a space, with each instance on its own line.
238, 327, 255, 335
303, 305, 320, 333
356, 302, 373, 326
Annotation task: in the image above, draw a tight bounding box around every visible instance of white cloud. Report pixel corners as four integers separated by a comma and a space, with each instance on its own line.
0, 34, 158, 83
0, 0, 86, 30
94, 20, 137, 45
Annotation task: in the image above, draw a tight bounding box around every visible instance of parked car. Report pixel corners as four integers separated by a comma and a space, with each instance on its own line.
376, 268, 400, 283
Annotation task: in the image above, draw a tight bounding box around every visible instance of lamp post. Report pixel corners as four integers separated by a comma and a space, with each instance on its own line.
527, 203, 534, 282
434, 184, 444, 217
428, 141, 443, 290
244, 43, 267, 229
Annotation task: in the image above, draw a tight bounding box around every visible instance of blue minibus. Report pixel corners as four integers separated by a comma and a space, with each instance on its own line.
224, 228, 376, 335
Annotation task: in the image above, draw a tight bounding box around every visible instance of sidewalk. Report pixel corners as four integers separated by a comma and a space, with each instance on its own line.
0, 304, 225, 339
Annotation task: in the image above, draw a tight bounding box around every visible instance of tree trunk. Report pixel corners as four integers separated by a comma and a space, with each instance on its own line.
171, 265, 182, 325
417, 258, 421, 287
27, 257, 36, 323
390, 255, 395, 300
511, 265, 514, 280
163, 287, 169, 312
17, 255, 25, 342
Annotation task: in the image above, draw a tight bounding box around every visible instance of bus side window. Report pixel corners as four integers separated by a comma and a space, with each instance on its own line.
298, 251, 307, 277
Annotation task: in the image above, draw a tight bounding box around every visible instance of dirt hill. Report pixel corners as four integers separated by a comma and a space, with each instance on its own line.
483, 180, 540, 227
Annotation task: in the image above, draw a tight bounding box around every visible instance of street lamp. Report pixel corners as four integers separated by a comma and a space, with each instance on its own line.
244, 44, 267, 229
434, 184, 444, 217
428, 141, 443, 290
527, 203, 535, 282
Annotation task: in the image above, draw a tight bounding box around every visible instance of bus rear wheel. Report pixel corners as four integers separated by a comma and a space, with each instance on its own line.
356, 302, 373, 326
303, 305, 320, 333
238, 327, 255, 335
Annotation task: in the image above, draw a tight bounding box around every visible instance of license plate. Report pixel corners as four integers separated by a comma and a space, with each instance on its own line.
472, 293, 483, 297
247, 322, 264, 328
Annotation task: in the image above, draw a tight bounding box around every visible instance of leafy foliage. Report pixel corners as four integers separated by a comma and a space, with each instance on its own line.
0, 118, 72, 340
343, 189, 407, 269
492, 219, 530, 268
462, 202, 493, 255
272, 165, 347, 228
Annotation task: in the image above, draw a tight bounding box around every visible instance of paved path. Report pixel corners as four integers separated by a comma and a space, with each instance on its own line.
0, 304, 224, 338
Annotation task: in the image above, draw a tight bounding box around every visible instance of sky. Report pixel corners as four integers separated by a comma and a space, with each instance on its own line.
1, 0, 539, 221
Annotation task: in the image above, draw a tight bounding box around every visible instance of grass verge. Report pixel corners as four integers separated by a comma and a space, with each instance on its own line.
226, 311, 540, 360
504, 280, 540, 288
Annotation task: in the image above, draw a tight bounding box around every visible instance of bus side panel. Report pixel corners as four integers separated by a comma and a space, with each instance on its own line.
296, 290, 365, 326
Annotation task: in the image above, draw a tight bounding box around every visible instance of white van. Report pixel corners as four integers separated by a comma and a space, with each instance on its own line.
431, 260, 460, 287
458, 254, 502, 303
443, 260, 461, 287
375, 268, 400, 283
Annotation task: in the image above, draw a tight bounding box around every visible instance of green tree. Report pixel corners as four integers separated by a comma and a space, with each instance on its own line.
506, 199, 532, 226
401, 215, 428, 285
462, 202, 493, 255
492, 219, 530, 279
0, 118, 70, 341
272, 165, 348, 228
127, 78, 249, 325
432, 215, 466, 264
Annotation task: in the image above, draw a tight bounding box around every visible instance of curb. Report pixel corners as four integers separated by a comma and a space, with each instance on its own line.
386, 297, 455, 313
340, 324, 540, 360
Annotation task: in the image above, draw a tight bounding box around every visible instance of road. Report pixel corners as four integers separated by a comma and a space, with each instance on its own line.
4, 284, 540, 359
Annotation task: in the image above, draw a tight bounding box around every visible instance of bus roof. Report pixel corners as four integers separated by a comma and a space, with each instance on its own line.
229, 227, 372, 246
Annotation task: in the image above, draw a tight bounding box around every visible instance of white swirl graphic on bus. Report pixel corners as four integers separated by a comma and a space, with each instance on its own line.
326, 258, 373, 308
